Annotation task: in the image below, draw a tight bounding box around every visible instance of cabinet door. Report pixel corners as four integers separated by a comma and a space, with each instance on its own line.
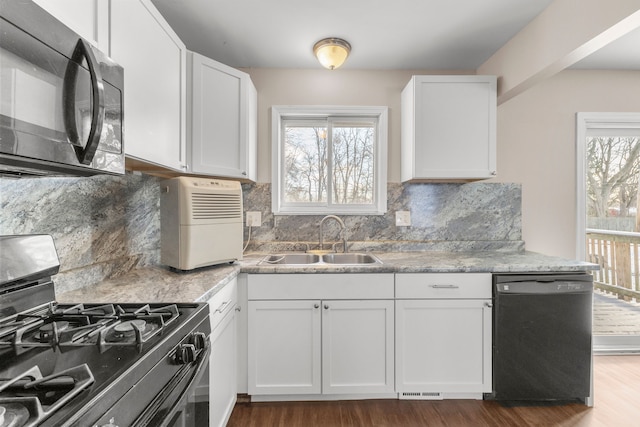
210, 307, 237, 427
33, 0, 108, 50
248, 300, 321, 395
322, 300, 395, 394
396, 299, 492, 394
208, 278, 237, 427
401, 75, 496, 181
188, 52, 257, 180
110, 0, 186, 171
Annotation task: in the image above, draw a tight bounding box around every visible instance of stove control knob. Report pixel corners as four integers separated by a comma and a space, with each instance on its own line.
192, 332, 207, 350
175, 343, 196, 364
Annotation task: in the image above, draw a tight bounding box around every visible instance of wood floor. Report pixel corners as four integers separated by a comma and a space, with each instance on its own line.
227, 355, 640, 427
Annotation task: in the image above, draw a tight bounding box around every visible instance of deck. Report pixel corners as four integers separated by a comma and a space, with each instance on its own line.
593, 290, 640, 335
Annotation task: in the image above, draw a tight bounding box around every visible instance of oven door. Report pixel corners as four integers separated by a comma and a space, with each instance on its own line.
89, 334, 211, 427
134, 342, 211, 427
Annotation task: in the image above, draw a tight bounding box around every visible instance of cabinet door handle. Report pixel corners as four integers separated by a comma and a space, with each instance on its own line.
430, 284, 459, 289
215, 300, 230, 313
324, 304, 329, 310
314, 304, 320, 309
484, 302, 493, 308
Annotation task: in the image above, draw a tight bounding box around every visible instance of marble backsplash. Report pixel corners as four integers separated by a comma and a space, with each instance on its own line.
0, 173, 160, 294
242, 182, 523, 253
1, 173, 522, 293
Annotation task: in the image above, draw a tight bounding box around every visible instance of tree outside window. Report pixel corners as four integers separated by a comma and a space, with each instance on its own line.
272, 106, 387, 215
588, 136, 640, 230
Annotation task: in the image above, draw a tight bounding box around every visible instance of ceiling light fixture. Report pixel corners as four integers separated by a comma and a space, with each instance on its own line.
313, 38, 351, 70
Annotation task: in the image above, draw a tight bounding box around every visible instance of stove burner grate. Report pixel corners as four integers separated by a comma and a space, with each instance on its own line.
0, 303, 181, 356
0, 364, 94, 427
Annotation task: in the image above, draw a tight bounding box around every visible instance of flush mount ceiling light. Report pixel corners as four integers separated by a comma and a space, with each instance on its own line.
313, 38, 351, 70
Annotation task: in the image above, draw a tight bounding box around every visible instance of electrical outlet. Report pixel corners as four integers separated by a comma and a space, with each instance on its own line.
246, 211, 262, 227
396, 210, 411, 227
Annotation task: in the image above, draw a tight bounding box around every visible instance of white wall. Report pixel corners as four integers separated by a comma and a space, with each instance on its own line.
495, 69, 640, 259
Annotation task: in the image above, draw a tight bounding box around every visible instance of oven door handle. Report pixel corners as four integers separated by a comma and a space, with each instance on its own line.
132, 340, 211, 427
63, 38, 105, 165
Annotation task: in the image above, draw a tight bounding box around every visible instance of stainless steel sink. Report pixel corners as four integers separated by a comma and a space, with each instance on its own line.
322, 253, 382, 264
258, 252, 381, 266
259, 254, 320, 265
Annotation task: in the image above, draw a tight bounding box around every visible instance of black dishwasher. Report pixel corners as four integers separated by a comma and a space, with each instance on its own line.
492, 273, 593, 402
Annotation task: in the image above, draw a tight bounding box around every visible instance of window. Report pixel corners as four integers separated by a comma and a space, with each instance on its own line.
272, 106, 388, 215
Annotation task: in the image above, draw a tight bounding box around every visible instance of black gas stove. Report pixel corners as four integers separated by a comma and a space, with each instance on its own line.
0, 235, 211, 427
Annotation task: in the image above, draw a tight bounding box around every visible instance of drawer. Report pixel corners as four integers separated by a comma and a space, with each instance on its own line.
395, 273, 491, 299
248, 273, 394, 300
209, 277, 238, 329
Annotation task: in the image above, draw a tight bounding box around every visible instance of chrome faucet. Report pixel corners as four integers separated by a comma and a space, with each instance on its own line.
319, 215, 348, 253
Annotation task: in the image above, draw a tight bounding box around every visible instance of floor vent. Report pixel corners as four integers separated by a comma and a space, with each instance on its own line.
399, 392, 444, 400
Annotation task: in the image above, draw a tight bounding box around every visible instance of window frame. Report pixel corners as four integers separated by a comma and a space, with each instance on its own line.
271, 105, 388, 215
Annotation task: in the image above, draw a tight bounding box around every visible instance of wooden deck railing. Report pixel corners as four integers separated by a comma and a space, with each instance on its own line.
587, 228, 640, 301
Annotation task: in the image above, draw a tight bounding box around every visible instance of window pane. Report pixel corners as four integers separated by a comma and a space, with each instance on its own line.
283, 124, 327, 203
332, 122, 375, 204
587, 136, 640, 218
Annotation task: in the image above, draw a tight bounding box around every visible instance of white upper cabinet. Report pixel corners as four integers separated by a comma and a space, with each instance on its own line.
110, 0, 187, 171
33, 0, 109, 50
187, 52, 257, 181
401, 75, 497, 182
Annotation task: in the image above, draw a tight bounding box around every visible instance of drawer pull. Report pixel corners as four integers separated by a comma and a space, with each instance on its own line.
215, 300, 230, 313
430, 284, 460, 289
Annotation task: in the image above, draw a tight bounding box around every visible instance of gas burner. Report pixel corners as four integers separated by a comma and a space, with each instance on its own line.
38, 321, 69, 342
0, 402, 30, 427
110, 319, 146, 341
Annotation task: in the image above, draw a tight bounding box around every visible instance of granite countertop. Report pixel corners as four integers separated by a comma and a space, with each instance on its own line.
56, 263, 241, 304
56, 251, 598, 304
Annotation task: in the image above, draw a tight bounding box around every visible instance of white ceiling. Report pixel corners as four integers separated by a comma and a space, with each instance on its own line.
150, 0, 639, 71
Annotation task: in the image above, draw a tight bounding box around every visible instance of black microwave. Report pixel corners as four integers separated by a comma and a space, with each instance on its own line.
0, 0, 124, 177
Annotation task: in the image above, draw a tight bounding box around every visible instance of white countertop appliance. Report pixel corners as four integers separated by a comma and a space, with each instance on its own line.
161, 177, 243, 270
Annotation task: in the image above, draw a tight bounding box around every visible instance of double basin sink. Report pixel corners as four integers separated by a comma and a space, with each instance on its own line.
259, 253, 382, 266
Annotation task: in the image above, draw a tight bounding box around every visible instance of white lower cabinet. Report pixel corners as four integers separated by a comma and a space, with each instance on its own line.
245, 272, 491, 401
395, 273, 493, 398
208, 278, 238, 427
322, 299, 395, 395
247, 274, 395, 397
248, 300, 321, 395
